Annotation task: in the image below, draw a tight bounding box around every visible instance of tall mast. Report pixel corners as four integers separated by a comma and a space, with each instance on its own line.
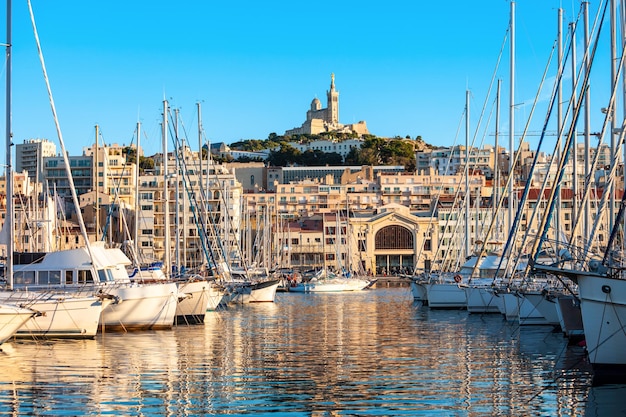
583, 1, 591, 242
174, 109, 180, 274
95, 124, 99, 241
508, 1, 515, 249
465, 90, 471, 258
610, 0, 617, 231
5, 0, 13, 289
494, 79, 501, 239
134, 121, 140, 261
163, 100, 171, 276
570, 20, 579, 247
556, 8, 563, 254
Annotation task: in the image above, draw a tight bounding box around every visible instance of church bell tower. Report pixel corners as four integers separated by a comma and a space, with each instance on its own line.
326, 73, 339, 125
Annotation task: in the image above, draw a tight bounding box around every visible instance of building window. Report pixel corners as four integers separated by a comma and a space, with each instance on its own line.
375, 225, 414, 250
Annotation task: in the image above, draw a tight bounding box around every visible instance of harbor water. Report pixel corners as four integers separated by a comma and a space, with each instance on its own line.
0, 287, 619, 416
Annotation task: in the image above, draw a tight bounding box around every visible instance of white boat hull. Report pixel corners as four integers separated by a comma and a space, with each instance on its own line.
576, 274, 626, 367
176, 279, 211, 324
410, 280, 428, 304
248, 279, 280, 302
206, 283, 226, 311
99, 282, 178, 331
426, 282, 467, 309
0, 304, 37, 344
0, 292, 108, 338
523, 292, 561, 325
465, 286, 500, 313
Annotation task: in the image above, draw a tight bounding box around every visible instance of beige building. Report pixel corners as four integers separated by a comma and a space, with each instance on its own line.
136, 147, 243, 273
83, 142, 137, 208
277, 204, 437, 274
15, 138, 57, 181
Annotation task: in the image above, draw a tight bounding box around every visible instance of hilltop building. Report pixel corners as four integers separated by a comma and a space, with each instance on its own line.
285, 74, 369, 136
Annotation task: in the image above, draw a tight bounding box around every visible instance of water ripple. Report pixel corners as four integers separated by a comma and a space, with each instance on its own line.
0, 288, 604, 415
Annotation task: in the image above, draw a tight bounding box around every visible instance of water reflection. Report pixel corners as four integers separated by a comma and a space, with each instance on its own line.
0, 288, 604, 415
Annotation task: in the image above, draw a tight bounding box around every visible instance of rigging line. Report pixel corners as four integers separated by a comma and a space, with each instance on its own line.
415, 107, 464, 275
165, 109, 220, 274
27, 0, 98, 277
570, 31, 626, 251
503, 2, 600, 282
533, 0, 609, 264
171, 118, 250, 276
471, 32, 561, 282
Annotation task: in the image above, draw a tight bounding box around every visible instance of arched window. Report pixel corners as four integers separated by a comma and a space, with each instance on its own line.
250, 175, 255, 187
375, 225, 414, 250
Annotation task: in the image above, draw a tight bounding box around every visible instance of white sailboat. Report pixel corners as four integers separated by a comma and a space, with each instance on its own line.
0, 0, 114, 339
0, 303, 38, 344
289, 210, 375, 293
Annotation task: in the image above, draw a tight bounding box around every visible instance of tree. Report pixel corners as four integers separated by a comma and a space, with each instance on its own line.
139, 156, 155, 173
268, 144, 301, 166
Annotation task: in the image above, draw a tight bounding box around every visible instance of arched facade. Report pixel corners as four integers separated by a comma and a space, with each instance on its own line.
375, 225, 414, 250
374, 224, 415, 275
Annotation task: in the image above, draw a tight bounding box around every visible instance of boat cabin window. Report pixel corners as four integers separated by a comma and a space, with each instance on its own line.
37, 270, 61, 285
14, 271, 35, 285
97, 269, 113, 282
65, 271, 73, 284
77, 270, 95, 284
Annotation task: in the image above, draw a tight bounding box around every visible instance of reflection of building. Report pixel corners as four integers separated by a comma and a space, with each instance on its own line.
285, 74, 369, 136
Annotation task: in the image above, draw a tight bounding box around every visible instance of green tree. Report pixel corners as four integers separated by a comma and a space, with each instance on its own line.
268, 144, 301, 166
139, 156, 155, 173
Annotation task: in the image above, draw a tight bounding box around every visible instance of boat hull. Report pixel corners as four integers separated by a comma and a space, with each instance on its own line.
576, 274, 626, 367
248, 279, 280, 302
410, 280, 428, 305
522, 292, 561, 325
0, 292, 107, 338
0, 304, 37, 344
426, 283, 467, 309
465, 286, 500, 313
176, 279, 211, 324
100, 282, 178, 331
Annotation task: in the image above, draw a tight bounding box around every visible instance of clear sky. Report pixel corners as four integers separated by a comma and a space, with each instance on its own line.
0, 1, 616, 158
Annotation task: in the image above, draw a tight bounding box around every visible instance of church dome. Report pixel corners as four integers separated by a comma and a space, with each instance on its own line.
310, 97, 321, 111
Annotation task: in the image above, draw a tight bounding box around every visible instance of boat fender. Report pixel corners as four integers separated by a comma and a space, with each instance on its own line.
454, 274, 462, 283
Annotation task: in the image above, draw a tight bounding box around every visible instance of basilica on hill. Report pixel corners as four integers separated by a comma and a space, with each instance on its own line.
285, 74, 370, 136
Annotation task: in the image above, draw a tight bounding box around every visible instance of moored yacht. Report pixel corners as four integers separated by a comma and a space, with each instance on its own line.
0, 303, 39, 343
12, 244, 179, 332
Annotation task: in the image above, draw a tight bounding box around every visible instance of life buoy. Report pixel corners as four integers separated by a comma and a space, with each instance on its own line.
454, 274, 462, 283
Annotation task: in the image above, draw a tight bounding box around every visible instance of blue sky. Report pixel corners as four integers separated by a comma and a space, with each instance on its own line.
0, 1, 615, 158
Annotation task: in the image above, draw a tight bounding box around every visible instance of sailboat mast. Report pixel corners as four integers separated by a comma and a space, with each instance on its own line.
583, 1, 591, 242
556, 8, 563, 254
163, 100, 171, 276
508, 1, 516, 249
5, 0, 13, 290
134, 121, 140, 260
465, 90, 471, 258
571, 20, 579, 246
95, 124, 99, 241
610, 0, 618, 232
494, 79, 501, 238
174, 109, 180, 274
